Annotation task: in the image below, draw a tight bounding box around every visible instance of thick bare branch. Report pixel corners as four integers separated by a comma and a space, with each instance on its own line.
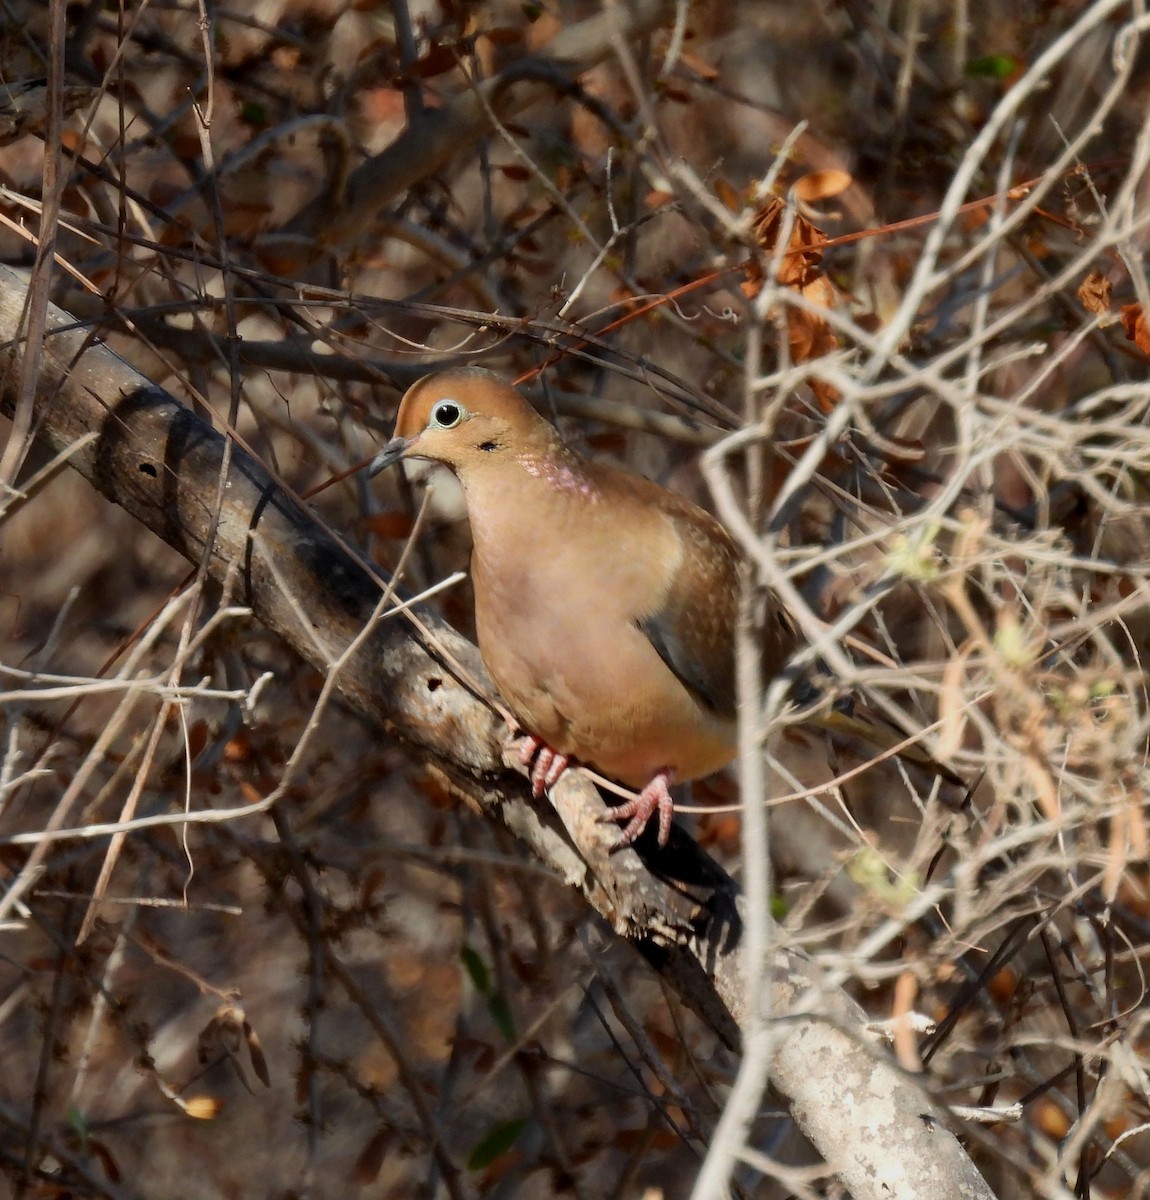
0, 265, 995, 1200
282, 0, 674, 246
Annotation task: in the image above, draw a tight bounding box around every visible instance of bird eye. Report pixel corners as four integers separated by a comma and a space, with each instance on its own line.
429, 399, 465, 429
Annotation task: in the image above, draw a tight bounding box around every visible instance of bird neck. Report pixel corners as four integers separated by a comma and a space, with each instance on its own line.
457, 442, 599, 548
510, 444, 599, 499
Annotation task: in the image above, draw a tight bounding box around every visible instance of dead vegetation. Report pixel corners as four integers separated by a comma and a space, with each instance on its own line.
2, 1, 1150, 1197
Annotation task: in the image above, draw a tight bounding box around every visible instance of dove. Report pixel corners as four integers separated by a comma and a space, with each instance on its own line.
371, 367, 797, 846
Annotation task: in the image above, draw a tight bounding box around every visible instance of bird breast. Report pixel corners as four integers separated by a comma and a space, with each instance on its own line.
461, 461, 737, 787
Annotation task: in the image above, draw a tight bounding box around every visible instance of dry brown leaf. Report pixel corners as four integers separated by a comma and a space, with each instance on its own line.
482, 26, 524, 45
1120, 302, 1150, 355
183, 1095, 222, 1120
745, 196, 827, 288
364, 511, 416, 539
714, 176, 743, 212
1105, 789, 1149, 901
244, 1020, 270, 1088
891, 970, 922, 1073
1078, 270, 1112, 315
987, 967, 1018, 1003
792, 168, 852, 203
937, 647, 971, 760
742, 196, 845, 410
354, 1127, 393, 1184
678, 48, 721, 80
413, 43, 458, 79
523, 10, 561, 51
1036, 1099, 1071, 1138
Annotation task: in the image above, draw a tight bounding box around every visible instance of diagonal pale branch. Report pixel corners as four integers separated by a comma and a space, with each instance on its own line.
0, 264, 994, 1200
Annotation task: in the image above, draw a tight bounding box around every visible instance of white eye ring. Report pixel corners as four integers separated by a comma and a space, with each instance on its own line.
430, 399, 465, 429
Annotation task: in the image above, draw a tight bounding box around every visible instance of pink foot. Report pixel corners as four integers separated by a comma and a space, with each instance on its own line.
601, 770, 676, 848
515, 735, 572, 798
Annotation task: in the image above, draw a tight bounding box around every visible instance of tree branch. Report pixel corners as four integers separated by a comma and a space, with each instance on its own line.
282, 0, 675, 246
0, 264, 995, 1200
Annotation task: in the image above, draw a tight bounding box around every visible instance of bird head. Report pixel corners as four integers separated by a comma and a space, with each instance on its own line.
370, 367, 553, 476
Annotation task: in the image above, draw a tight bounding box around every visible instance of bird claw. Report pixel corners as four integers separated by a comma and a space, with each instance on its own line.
513, 734, 571, 798
514, 735, 676, 848
601, 771, 675, 849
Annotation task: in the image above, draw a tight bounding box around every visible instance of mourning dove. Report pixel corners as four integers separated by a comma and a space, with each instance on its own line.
371, 366, 797, 846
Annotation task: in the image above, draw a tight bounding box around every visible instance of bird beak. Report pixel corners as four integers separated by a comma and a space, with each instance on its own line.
369, 436, 414, 476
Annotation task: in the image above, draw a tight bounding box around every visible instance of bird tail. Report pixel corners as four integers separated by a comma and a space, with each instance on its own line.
801, 694, 969, 797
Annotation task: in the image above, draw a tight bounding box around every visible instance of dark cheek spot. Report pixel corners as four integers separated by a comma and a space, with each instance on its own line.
427, 677, 442, 692
477, 441, 499, 452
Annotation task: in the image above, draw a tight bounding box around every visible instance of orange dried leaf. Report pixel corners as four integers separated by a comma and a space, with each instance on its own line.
482, 26, 523, 45
748, 196, 828, 287
224, 731, 252, 763
1078, 271, 1112, 315
1035, 1099, 1070, 1138
678, 48, 720, 80
524, 11, 561, 51
696, 810, 741, 850
891, 970, 921, 1073
987, 967, 1018, 1004
272, 45, 302, 70
741, 193, 849, 401
615, 1127, 680, 1151
365, 511, 416, 539
185, 719, 209, 759
714, 177, 743, 212
1105, 1112, 1131, 1141
809, 377, 841, 414
1120, 303, 1150, 355
792, 169, 852, 203
184, 1095, 222, 1120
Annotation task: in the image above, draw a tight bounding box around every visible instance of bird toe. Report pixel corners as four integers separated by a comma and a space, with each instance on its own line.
602, 771, 675, 849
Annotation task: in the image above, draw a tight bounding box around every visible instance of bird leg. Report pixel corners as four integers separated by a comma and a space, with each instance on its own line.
601, 770, 676, 849
513, 731, 675, 848
514, 734, 572, 798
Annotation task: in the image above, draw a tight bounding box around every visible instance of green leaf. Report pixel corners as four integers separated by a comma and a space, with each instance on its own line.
467, 1118, 527, 1170
460, 945, 490, 995
487, 993, 517, 1043
966, 54, 1018, 80
240, 100, 268, 126
66, 1105, 89, 1145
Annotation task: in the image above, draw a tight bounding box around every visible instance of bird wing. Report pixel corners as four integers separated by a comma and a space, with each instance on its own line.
635, 499, 741, 720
